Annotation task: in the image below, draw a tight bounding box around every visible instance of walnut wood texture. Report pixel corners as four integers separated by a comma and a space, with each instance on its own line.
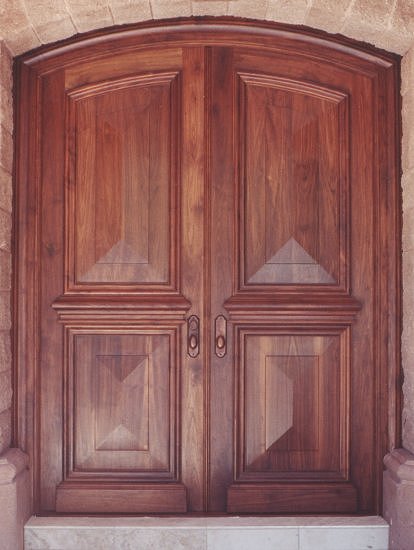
14, 19, 401, 515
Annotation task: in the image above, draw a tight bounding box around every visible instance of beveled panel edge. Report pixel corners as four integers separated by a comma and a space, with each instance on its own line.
238, 72, 348, 103
236, 71, 350, 292
66, 70, 181, 98
65, 70, 182, 292
63, 326, 182, 484
233, 326, 351, 484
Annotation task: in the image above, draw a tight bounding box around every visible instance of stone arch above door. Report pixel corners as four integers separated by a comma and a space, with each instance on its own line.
0, 0, 413, 56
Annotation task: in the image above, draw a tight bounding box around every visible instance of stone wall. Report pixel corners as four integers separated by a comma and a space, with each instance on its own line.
0, 0, 412, 55
402, 46, 414, 456
0, 40, 12, 457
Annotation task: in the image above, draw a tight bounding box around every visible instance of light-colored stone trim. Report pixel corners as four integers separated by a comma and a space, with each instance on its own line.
0, 0, 412, 54
0, 448, 31, 550
0, 407, 11, 454
384, 448, 414, 550
384, 448, 414, 484
0, 448, 29, 485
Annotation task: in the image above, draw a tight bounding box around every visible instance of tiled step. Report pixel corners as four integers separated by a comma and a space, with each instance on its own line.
24, 516, 389, 550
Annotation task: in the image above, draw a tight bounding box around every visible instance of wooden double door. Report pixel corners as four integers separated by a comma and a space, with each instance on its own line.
15, 20, 400, 515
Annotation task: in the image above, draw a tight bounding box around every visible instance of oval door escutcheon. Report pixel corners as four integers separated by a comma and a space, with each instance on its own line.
189, 335, 198, 349
216, 335, 225, 349
215, 315, 227, 358
187, 315, 200, 358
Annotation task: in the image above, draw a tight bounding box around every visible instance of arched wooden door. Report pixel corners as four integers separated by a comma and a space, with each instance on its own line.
15, 19, 400, 514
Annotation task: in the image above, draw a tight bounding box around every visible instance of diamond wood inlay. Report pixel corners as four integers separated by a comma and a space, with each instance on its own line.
70, 331, 176, 476
95, 355, 149, 451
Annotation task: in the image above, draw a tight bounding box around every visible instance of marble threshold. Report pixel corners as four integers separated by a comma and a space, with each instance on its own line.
24, 515, 389, 550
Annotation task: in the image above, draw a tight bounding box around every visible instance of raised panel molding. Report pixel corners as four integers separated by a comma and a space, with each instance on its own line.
228, 324, 355, 513
64, 328, 180, 480
237, 73, 349, 291
235, 327, 350, 481
66, 72, 181, 290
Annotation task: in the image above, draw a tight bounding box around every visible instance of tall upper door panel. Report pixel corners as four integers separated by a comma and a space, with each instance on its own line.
233, 50, 354, 296
65, 50, 182, 292
69, 77, 177, 287
240, 75, 347, 289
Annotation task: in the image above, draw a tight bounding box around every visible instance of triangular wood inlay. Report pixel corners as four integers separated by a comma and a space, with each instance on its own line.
249, 237, 335, 283
266, 237, 317, 264
98, 355, 147, 384
96, 423, 140, 451
95, 240, 148, 264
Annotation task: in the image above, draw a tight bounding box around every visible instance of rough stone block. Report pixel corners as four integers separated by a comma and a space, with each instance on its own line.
0, 125, 13, 174
403, 295, 414, 328
22, 0, 68, 25
65, 0, 114, 33
0, 408, 11, 454
228, 0, 268, 19
109, 0, 153, 24
392, 0, 414, 37
0, 84, 12, 135
35, 17, 77, 44
191, 1, 228, 16
384, 449, 414, 549
0, 0, 31, 38
3, 26, 41, 56
403, 232, 414, 257
0, 449, 31, 550
0, 331, 11, 374
0, 209, 11, 254
403, 91, 414, 172
0, 292, 10, 330
0, 370, 11, 412
344, 0, 395, 31
403, 380, 414, 454
305, 0, 350, 34
265, 0, 309, 25
379, 29, 414, 56
0, 250, 11, 291
403, 239, 414, 274
340, 0, 400, 53
0, 167, 12, 213
402, 309, 414, 346
402, 47, 414, 96
402, 167, 414, 209
151, 0, 192, 19
0, 42, 12, 93
0, 0, 41, 54
403, 206, 414, 252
